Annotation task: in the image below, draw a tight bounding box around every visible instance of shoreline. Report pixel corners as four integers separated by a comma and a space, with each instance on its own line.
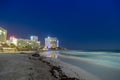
0, 51, 101, 80
35, 56, 81, 80
0, 52, 82, 80
58, 54, 101, 80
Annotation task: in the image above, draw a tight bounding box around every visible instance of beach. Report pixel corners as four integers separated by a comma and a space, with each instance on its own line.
0, 52, 83, 80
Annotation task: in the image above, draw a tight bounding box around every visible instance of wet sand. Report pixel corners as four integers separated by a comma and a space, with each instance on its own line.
0, 53, 82, 80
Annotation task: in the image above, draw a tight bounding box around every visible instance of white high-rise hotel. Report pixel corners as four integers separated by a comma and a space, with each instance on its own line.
45, 37, 59, 48
30, 36, 38, 41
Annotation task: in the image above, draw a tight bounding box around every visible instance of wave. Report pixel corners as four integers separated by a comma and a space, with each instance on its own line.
59, 50, 120, 68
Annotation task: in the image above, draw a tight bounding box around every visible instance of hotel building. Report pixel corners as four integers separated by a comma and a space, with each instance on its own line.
30, 36, 38, 41
9, 36, 40, 50
0, 27, 7, 43
45, 37, 59, 49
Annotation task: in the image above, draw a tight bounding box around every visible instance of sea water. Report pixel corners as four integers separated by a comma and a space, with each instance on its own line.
59, 50, 120, 68
58, 50, 120, 80
40, 50, 120, 80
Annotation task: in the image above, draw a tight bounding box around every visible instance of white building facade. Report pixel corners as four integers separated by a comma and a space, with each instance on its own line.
30, 36, 38, 41
45, 37, 59, 48
0, 27, 7, 43
9, 36, 40, 50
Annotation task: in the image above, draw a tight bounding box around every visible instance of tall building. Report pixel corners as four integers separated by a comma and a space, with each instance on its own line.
30, 36, 38, 41
45, 37, 59, 48
0, 27, 7, 43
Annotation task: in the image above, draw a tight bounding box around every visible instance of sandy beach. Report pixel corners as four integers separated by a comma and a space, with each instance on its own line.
0, 52, 83, 80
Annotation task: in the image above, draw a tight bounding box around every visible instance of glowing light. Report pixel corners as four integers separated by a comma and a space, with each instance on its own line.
10, 36, 18, 46
0, 32, 2, 35
0, 30, 2, 32
12, 39, 17, 46
48, 36, 50, 38
0, 30, 5, 35
30, 36, 38, 41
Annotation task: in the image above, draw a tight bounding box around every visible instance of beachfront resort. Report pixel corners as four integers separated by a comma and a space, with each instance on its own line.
0, 27, 61, 52
0, 27, 82, 80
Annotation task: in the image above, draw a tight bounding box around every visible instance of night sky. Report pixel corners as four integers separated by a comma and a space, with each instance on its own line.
0, 0, 120, 50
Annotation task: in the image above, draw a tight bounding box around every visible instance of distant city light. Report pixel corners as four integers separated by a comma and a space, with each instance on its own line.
0, 30, 2, 32
0, 27, 7, 43
30, 36, 38, 41
10, 36, 18, 46
48, 36, 50, 38
0, 27, 60, 51
45, 37, 59, 48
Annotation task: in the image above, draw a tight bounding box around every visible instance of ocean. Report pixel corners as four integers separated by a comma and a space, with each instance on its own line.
60, 50, 120, 67
58, 50, 120, 80
40, 50, 120, 80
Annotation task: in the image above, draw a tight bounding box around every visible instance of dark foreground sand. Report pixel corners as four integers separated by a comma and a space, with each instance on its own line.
0, 53, 82, 80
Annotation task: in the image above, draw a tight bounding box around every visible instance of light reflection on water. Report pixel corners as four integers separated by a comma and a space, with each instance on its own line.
39, 51, 59, 59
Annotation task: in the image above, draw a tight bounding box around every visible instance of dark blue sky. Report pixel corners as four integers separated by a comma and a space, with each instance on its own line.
0, 0, 120, 50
